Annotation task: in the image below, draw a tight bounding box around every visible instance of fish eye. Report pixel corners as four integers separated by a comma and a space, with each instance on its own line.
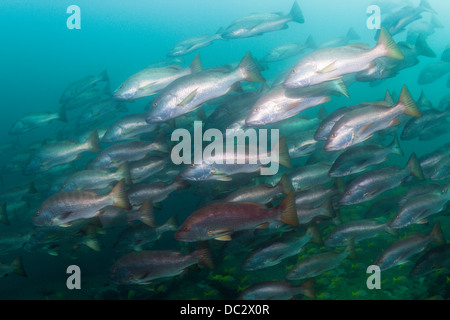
153, 102, 158, 108
345, 191, 350, 196
35, 209, 41, 217
292, 69, 296, 73
332, 133, 337, 138
190, 164, 195, 168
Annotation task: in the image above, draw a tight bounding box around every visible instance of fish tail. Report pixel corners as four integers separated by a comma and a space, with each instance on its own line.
305, 35, 317, 50
299, 279, 316, 299
277, 173, 294, 195
110, 179, 131, 210
430, 222, 446, 245
84, 130, 102, 153
82, 226, 103, 252
376, 27, 404, 60
345, 238, 357, 260
321, 199, 336, 219
195, 242, 215, 270
306, 221, 323, 246
289, 0, 304, 24
331, 78, 349, 98
275, 136, 292, 168
117, 161, 133, 186
57, 105, 68, 122
138, 200, 157, 228
276, 191, 298, 227
164, 215, 180, 232
397, 85, 422, 117
389, 134, 404, 157
173, 175, 191, 190
415, 34, 436, 58
238, 51, 266, 83
0, 202, 9, 226
28, 181, 38, 194
99, 69, 109, 82
189, 53, 203, 73
419, 0, 437, 14
11, 256, 27, 278
317, 104, 328, 120
346, 27, 360, 41
406, 153, 425, 180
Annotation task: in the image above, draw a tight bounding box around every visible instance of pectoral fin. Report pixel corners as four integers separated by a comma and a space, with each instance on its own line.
178, 88, 198, 106
139, 82, 156, 91
318, 61, 336, 73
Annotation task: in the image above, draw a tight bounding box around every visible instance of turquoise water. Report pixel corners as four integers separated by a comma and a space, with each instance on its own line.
0, 0, 449, 300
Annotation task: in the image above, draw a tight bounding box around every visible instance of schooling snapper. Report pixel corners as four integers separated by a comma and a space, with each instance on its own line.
1, 0, 450, 302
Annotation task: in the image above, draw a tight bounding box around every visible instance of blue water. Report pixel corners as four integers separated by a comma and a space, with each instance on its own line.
0, 0, 449, 300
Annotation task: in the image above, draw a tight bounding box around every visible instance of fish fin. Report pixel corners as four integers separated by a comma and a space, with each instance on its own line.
11, 257, 27, 278
215, 234, 232, 241
331, 78, 349, 98
347, 43, 370, 50
419, 0, 437, 14
356, 123, 373, 137
195, 242, 215, 269
256, 222, 270, 229
84, 130, 102, 153
415, 34, 436, 58
289, 0, 304, 23
406, 153, 425, 180
388, 118, 400, 127
346, 238, 357, 260
59, 222, 72, 227
306, 222, 323, 246
300, 279, 316, 299
275, 136, 292, 168
117, 161, 133, 186
389, 134, 404, 156
110, 179, 132, 210
99, 69, 109, 82
83, 237, 103, 252
305, 35, 317, 50
195, 107, 208, 122
217, 176, 233, 182
238, 51, 266, 83
317, 105, 328, 120
397, 85, 421, 117
189, 53, 203, 73
0, 203, 9, 226
384, 90, 394, 106
276, 191, 298, 227
376, 27, 404, 60
164, 215, 179, 231
57, 106, 68, 123
318, 61, 336, 74
277, 173, 294, 195
430, 222, 446, 245
138, 200, 157, 228
138, 82, 156, 91
346, 27, 360, 41
178, 88, 199, 107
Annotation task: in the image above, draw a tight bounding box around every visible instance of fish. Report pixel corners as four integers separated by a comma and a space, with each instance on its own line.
0, 231, 32, 254
283, 27, 404, 89
129, 155, 169, 184
324, 219, 397, 248
62, 83, 111, 111
60, 70, 109, 104
9, 107, 67, 135
98, 200, 156, 228
339, 153, 424, 206
294, 184, 341, 209
410, 243, 450, 278
174, 191, 298, 242
24, 130, 101, 175
113, 54, 202, 101
0, 257, 27, 279
242, 225, 322, 271
146, 51, 265, 123
222, 173, 293, 205
318, 27, 360, 49
261, 35, 317, 63
101, 113, 160, 143
285, 242, 354, 280
78, 99, 128, 126
109, 242, 214, 284
418, 61, 450, 85
127, 176, 190, 207
374, 222, 445, 271
296, 199, 336, 225
324, 85, 420, 152
33, 179, 131, 227
239, 279, 315, 300
390, 186, 450, 229
419, 142, 450, 179
222, 1, 304, 39
288, 162, 332, 191
401, 105, 450, 141
167, 29, 224, 57
60, 162, 132, 192
89, 135, 169, 170
328, 134, 404, 177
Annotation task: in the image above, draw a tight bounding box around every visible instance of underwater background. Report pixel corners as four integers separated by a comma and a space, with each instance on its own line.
0, 0, 449, 300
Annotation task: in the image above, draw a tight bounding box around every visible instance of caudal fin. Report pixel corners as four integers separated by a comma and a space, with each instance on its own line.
397, 85, 422, 117
276, 136, 292, 168
195, 242, 215, 270
430, 222, 446, 245
164, 215, 179, 232
305, 35, 317, 50
306, 222, 323, 246
238, 52, 266, 83
117, 161, 132, 186
376, 27, 404, 60
84, 130, 102, 153
289, 0, 305, 23
406, 153, 425, 180
189, 53, 203, 73
0, 203, 9, 226
299, 279, 316, 299
389, 134, 404, 157
110, 179, 131, 210
277, 173, 294, 195
11, 256, 27, 278
137, 200, 156, 228
276, 191, 299, 227
415, 34, 436, 58
419, 0, 437, 14
346, 27, 360, 41
57, 106, 68, 123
